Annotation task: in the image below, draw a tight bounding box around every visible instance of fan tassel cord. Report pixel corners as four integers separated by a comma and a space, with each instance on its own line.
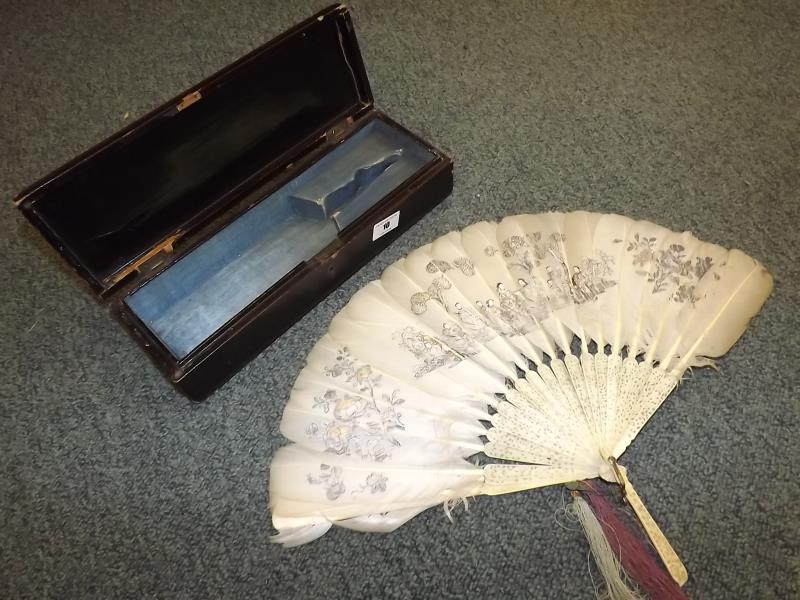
568, 491, 644, 600
582, 485, 689, 600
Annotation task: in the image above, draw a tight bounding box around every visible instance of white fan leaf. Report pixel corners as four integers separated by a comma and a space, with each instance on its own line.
270, 211, 772, 556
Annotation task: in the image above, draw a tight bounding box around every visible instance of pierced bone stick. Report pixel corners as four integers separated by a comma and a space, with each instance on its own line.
611, 459, 689, 586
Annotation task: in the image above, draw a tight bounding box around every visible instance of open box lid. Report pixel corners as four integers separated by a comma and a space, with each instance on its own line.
14, 4, 373, 297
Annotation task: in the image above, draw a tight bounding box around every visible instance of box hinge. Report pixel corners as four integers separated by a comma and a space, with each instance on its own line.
177, 91, 202, 112
324, 116, 354, 143
108, 233, 181, 287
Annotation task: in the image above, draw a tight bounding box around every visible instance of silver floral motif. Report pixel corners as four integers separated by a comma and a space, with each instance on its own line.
307, 348, 407, 462
362, 472, 388, 494
426, 259, 451, 274
411, 257, 475, 315
306, 465, 389, 501
311, 389, 338, 413
425, 258, 475, 276
624, 233, 713, 303
410, 277, 451, 314
323, 347, 382, 392
499, 231, 565, 263
307, 464, 347, 501
453, 256, 475, 276
322, 423, 355, 454
501, 235, 526, 258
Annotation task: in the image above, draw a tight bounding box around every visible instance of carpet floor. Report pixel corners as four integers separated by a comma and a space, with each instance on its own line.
2, 1, 798, 598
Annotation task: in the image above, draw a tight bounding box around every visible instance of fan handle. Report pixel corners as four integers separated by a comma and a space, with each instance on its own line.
612, 460, 689, 586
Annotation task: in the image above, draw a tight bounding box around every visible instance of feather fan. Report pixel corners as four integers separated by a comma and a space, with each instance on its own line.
269, 211, 772, 596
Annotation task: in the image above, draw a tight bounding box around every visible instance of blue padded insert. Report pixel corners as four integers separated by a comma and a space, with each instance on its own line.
124, 119, 434, 359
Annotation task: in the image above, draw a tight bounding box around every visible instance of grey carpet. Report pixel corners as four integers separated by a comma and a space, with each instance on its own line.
2, 1, 798, 598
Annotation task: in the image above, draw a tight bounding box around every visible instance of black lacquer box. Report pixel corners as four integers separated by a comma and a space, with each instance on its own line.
15, 4, 453, 400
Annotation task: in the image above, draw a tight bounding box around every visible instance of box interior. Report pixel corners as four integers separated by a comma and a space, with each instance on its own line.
124, 118, 435, 360
19, 8, 371, 292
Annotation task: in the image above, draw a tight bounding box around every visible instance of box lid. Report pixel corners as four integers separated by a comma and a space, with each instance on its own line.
15, 4, 373, 296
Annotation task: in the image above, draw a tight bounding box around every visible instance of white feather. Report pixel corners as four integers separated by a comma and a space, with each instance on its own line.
269, 211, 772, 573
